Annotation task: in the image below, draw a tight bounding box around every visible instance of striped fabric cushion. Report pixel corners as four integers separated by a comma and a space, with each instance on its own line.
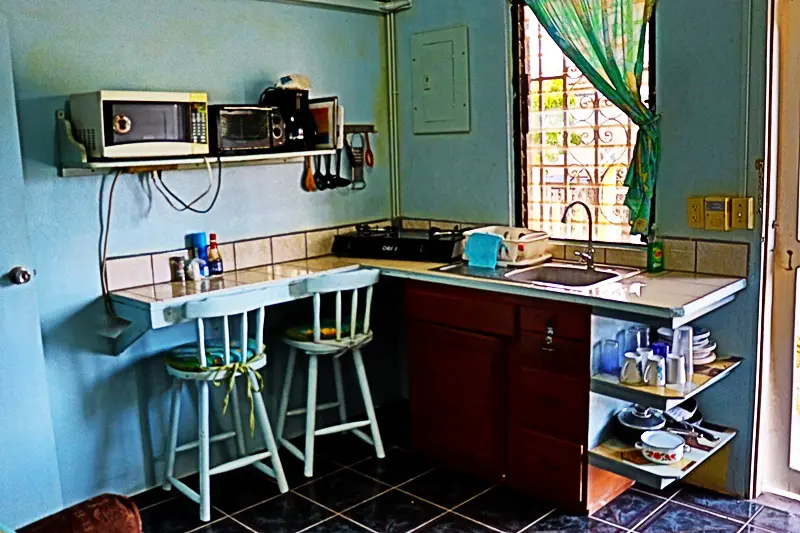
285, 319, 364, 342
166, 339, 263, 371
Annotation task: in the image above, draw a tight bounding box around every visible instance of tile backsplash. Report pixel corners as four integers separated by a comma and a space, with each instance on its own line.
105, 217, 750, 291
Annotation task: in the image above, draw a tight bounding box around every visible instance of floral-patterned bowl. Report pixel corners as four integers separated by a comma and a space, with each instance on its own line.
635, 430, 691, 464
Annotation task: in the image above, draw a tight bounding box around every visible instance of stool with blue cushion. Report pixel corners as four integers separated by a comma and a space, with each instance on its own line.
160, 290, 288, 522
276, 268, 385, 477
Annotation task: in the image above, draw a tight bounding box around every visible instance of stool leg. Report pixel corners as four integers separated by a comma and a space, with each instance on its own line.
353, 349, 385, 459
162, 380, 183, 490
229, 379, 247, 457
276, 347, 297, 444
333, 356, 347, 424
304, 354, 319, 477
198, 381, 211, 522
249, 370, 289, 493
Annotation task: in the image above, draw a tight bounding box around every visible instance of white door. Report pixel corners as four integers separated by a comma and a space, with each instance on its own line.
763, 0, 800, 497
0, 15, 63, 528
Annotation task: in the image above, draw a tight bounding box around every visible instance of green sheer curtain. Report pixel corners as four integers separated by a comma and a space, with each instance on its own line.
525, 0, 659, 236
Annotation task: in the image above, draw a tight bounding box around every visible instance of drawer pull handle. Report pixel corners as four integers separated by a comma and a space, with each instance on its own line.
541, 335, 556, 352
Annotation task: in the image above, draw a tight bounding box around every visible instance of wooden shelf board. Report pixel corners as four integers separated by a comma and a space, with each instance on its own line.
589, 424, 737, 490
591, 356, 743, 411
58, 149, 336, 177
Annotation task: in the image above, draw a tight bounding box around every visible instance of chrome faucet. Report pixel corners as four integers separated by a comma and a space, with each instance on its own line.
561, 201, 595, 270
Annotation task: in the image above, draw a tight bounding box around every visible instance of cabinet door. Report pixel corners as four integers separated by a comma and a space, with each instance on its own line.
407, 320, 506, 478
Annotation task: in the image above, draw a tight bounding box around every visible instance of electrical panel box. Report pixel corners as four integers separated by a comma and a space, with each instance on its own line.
411, 26, 470, 134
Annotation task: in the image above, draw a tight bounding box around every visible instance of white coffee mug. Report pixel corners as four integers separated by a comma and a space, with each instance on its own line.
667, 354, 687, 385
644, 355, 666, 386
620, 352, 643, 385
637, 347, 653, 374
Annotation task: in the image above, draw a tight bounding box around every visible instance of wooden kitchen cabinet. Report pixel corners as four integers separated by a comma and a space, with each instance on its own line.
405, 280, 631, 513
406, 320, 507, 479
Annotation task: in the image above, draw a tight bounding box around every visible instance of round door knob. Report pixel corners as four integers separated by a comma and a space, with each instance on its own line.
8, 266, 32, 285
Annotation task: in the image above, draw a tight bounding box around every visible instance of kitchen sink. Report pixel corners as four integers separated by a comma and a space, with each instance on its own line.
505, 262, 638, 289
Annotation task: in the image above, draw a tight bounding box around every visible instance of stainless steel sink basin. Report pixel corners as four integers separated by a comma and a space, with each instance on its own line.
504, 262, 639, 289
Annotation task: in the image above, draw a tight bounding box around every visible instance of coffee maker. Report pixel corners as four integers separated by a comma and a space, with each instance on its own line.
259, 88, 316, 152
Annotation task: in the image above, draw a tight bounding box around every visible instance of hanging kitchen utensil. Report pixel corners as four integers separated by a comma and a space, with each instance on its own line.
303, 156, 317, 192
314, 155, 326, 191
323, 154, 335, 189
349, 133, 367, 190
364, 131, 374, 168
331, 147, 350, 189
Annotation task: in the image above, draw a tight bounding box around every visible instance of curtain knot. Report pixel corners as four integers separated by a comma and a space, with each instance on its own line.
640, 113, 662, 128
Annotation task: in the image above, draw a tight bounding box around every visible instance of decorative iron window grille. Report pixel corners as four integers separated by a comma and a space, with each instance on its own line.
519, 7, 652, 244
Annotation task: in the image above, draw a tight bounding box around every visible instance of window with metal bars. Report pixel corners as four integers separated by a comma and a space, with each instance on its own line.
514, 4, 654, 245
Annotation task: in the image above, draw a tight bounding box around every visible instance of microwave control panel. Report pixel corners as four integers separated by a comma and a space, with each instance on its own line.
190, 102, 208, 145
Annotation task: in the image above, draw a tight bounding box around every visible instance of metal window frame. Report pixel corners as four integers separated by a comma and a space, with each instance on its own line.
512, 0, 657, 244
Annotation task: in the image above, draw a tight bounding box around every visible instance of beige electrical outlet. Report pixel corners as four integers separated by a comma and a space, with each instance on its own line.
688, 197, 705, 229
731, 197, 755, 230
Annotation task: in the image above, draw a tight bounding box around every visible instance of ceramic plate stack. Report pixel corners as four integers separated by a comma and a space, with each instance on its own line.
656, 327, 717, 366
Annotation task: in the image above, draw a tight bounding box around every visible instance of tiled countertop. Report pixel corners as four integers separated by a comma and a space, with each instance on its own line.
111, 255, 747, 332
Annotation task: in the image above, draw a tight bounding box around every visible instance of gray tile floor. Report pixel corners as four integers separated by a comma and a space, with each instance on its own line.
131, 405, 800, 533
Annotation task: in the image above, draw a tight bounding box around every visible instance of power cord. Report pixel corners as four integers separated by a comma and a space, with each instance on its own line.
154, 157, 223, 214
100, 169, 123, 317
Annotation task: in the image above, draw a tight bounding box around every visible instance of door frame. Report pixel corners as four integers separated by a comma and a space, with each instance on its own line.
753, 0, 800, 499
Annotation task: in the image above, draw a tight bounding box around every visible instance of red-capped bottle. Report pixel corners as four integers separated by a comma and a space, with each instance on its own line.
208, 233, 224, 276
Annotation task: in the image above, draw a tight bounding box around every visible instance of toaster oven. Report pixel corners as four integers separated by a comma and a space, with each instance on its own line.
209, 105, 286, 154
69, 90, 209, 159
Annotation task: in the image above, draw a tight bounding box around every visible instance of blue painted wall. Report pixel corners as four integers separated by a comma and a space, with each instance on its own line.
396, 0, 513, 224
0, 0, 392, 516
395, 0, 768, 496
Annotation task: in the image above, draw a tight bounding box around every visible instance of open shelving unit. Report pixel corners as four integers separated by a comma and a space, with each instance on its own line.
590, 355, 743, 488
591, 356, 743, 411
589, 424, 738, 490
56, 110, 337, 177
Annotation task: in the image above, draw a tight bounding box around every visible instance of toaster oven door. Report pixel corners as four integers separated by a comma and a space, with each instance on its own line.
217, 108, 276, 151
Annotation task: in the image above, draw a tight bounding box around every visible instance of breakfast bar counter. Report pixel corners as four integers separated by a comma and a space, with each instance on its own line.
109, 255, 747, 339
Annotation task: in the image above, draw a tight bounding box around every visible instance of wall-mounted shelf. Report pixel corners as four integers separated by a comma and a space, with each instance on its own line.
591, 356, 743, 411
56, 110, 335, 177
589, 423, 737, 490
261, 0, 411, 14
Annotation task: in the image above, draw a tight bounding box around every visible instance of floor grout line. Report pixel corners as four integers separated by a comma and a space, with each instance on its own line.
669, 499, 750, 525
628, 492, 673, 532
394, 486, 457, 513
228, 489, 285, 517
226, 514, 262, 533
446, 510, 507, 533
336, 512, 381, 533
136, 494, 178, 512
517, 507, 558, 533
593, 515, 636, 532
404, 509, 450, 533
183, 513, 231, 533
450, 484, 497, 512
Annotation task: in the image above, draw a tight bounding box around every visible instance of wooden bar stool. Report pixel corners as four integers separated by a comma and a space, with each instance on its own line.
160, 290, 288, 522
276, 269, 385, 477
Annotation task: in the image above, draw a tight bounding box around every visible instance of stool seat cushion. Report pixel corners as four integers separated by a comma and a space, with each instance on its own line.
166, 339, 263, 372
286, 319, 364, 342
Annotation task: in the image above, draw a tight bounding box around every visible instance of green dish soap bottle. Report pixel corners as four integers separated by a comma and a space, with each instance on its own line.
647, 226, 664, 273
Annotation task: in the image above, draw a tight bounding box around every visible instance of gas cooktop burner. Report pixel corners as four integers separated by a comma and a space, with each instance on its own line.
355, 224, 399, 237
333, 223, 467, 262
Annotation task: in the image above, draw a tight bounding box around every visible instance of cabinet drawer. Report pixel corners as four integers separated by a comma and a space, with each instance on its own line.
509, 427, 584, 505
405, 283, 515, 336
517, 332, 589, 378
517, 368, 587, 444
520, 303, 590, 341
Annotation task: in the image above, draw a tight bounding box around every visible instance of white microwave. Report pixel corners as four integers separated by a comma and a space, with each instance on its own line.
69, 90, 209, 159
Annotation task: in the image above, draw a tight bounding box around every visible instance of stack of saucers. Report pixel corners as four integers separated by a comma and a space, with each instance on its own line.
656, 327, 717, 366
